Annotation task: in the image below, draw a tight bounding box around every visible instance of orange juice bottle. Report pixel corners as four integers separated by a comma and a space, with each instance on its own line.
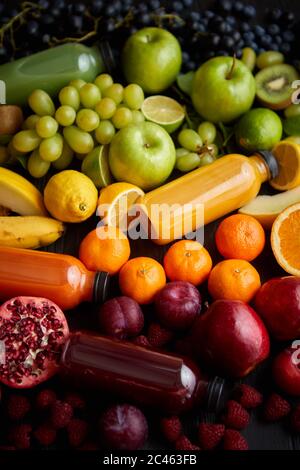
136, 151, 279, 245
0, 246, 110, 310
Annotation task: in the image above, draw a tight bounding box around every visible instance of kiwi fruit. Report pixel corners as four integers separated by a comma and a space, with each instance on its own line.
255, 64, 299, 110
0, 105, 24, 136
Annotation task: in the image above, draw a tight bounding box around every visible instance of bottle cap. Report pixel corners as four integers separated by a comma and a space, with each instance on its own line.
206, 377, 235, 413
97, 41, 117, 75
256, 150, 279, 179
93, 272, 111, 304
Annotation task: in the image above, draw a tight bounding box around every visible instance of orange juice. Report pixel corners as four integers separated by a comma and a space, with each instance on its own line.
136, 152, 278, 245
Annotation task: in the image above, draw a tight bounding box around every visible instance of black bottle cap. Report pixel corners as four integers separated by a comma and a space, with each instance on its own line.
255, 150, 279, 180
93, 272, 111, 304
97, 41, 117, 75
206, 377, 235, 413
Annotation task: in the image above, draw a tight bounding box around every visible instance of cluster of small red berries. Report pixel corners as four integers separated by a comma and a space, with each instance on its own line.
1, 388, 93, 450
160, 384, 300, 451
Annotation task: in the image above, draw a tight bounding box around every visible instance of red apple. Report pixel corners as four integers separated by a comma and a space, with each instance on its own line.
255, 277, 300, 340
273, 346, 300, 396
191, 299, 270, 378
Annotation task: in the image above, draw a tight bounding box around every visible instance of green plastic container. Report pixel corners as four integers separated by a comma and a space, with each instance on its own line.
0, 43, 106, 106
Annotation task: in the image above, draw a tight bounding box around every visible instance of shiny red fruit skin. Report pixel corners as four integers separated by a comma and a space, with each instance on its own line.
273, 348, 300, 396
255, 277, 300, 341
192, 299, 270, 378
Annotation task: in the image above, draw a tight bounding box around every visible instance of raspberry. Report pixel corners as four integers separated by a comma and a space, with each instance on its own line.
36, 389, 57, 410
160, 416, 182, 443
147, 323, 173, 348
175, 435, 200, 451
7, 394, 31, 421
290, 405, 300, 432
9, 423, 32, 449
67, 419, 88, 447
223, 430, 248, 450
50, 400, 73, 429
233, 384, 263, 409
263, 393, 291, 422
198, 423, 225, 450
65, 392, 86, 410
34, 424, 57, 446
132, 335, 151, 348
222, 400, 250, 430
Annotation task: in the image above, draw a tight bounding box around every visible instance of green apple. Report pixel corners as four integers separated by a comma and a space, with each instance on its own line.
122, 27, 182, 93
191, 56, 256, 123
109, 122, 176, 191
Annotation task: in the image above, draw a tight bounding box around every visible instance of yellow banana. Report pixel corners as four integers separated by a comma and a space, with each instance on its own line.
0, 216, 65, 249
0, 167, 47, 216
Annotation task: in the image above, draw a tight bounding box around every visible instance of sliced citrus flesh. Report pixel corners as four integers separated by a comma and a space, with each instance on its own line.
98, 182, 144, 229
239, 186, 300, 229
81, 145, 112, 189
271, 202, 300, 276
270, 141, 300, 191
141, 95, 185, 133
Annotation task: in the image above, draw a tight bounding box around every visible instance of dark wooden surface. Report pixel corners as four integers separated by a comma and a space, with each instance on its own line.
14, 0, 300, 451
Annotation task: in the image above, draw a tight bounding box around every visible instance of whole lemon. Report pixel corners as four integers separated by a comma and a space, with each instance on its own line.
44, 170, 98, 223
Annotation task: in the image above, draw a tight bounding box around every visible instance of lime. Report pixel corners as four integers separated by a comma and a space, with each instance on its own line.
235, 108, 283, 152
176, 71, 195, 95
283, 115, 300, 136
141, 95, 185, 133
81, 145, 112, 189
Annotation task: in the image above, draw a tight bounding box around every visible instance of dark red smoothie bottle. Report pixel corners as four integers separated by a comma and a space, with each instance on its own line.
60, 333, 229, 414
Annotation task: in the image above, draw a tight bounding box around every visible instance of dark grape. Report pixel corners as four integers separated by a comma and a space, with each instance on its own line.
211, 34, 221, 47
68, 15, 83, 32
267, 8, 282, 22
243, 32, 255, 42
173, 1, 184, 13
26, 20, 39, 37
53, 0, 65, 9
254, 25, 265, 37
140, 14, 152, 26
233, 2, 243, 14
267, 24, 280, 36
42, 34, 51, 45
37, 0, 50, 8
280, 11, 295, 26
240, 22, 251, 32
232, 31, 241, 41
242, 5, 256, 19
73, 2, 86, 14
218, 0, 233, 13
90, 0, 104, 15
204, 10, 215, 19
283, 30, 295, 42
260, 34, 273, 47
223, 36, 235, 49
225, 16, 236, 26
149, 0, 161, 9
190, 11, 201, 21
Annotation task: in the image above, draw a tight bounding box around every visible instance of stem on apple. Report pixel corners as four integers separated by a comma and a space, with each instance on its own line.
226, 55, 236, 81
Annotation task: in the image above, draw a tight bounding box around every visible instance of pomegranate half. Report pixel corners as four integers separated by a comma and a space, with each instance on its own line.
0, 297, 69, 388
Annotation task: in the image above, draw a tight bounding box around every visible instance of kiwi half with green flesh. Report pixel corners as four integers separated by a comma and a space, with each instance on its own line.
255, 64, 299, 110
